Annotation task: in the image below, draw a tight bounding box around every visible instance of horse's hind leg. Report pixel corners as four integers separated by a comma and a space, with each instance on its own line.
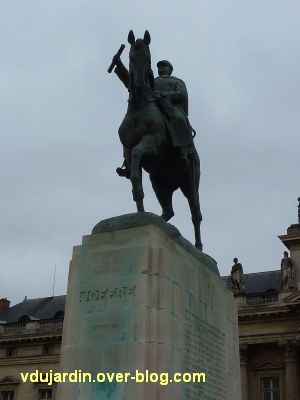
190, 193, 203, 250
150, 175, 175, 221
187, 192, 202, 250
180, 155, 203, 250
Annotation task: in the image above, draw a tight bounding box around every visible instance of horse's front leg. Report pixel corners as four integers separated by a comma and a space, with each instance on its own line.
130, 144, 145, 212
130, 135, 155, 213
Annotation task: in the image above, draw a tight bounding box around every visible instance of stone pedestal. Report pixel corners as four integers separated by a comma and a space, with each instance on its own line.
57, 213, 241, 400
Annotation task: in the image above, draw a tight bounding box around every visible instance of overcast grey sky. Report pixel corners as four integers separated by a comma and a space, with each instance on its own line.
1, 0, 299, 305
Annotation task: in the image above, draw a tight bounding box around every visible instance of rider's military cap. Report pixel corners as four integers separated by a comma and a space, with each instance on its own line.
157, 60, 173, 73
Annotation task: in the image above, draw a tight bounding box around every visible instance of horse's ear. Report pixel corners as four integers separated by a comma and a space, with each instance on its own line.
128, 30, 135, 45
143, 30, 151, 45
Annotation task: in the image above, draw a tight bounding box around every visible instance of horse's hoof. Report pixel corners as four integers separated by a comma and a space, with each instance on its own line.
195, 242, 203, 251
136, 201, 145, 213
161, 210, 174, 222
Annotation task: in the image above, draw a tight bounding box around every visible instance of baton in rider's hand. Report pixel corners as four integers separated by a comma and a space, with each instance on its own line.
107, 44, 125, 73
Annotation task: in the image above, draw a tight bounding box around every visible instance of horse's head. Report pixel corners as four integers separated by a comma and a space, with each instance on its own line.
127, 30, 155, 98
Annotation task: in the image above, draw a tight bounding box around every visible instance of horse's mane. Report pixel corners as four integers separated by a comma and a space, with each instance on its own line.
148, 68, 155, 91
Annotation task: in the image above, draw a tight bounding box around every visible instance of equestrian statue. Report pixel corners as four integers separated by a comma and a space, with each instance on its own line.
108, 30, 203, 250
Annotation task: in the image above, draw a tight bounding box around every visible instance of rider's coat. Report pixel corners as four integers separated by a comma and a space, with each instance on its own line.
114, 62, 193, 148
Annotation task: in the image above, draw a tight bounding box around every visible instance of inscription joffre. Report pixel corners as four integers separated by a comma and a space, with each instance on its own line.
80, 285, 136, 303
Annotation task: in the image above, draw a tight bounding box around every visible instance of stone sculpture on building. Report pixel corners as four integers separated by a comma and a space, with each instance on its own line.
230, 258, 244, 295
281, 251, 294, 289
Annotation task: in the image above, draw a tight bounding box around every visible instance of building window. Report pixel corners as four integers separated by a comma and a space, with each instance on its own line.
261, 377, 280, 400
1, 391, 14, 400
42, 344, 53, 355
6, 347, 17, 357
38, 389, 52, 399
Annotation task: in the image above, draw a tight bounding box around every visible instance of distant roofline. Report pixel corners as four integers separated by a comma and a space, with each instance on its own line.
222, 269, 281, 279
9, 294, 66, 306
21, 295, 66, 301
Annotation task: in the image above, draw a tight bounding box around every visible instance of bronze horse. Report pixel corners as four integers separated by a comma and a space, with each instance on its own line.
116, 30, 203, 249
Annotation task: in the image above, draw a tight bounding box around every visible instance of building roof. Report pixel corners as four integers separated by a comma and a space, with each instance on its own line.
223, 270, 282, 294
0, 295, 66, 324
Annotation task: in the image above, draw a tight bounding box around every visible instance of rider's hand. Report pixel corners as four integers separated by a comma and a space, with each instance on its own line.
113, 55, 122, 67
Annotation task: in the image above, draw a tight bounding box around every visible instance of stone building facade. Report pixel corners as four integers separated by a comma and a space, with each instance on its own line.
0, 203, 299, 400
0, 297, 64, 400
224, 203, 300, 400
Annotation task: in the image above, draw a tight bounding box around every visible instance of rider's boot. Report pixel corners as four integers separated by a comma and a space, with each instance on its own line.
116, 160, 131, 179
